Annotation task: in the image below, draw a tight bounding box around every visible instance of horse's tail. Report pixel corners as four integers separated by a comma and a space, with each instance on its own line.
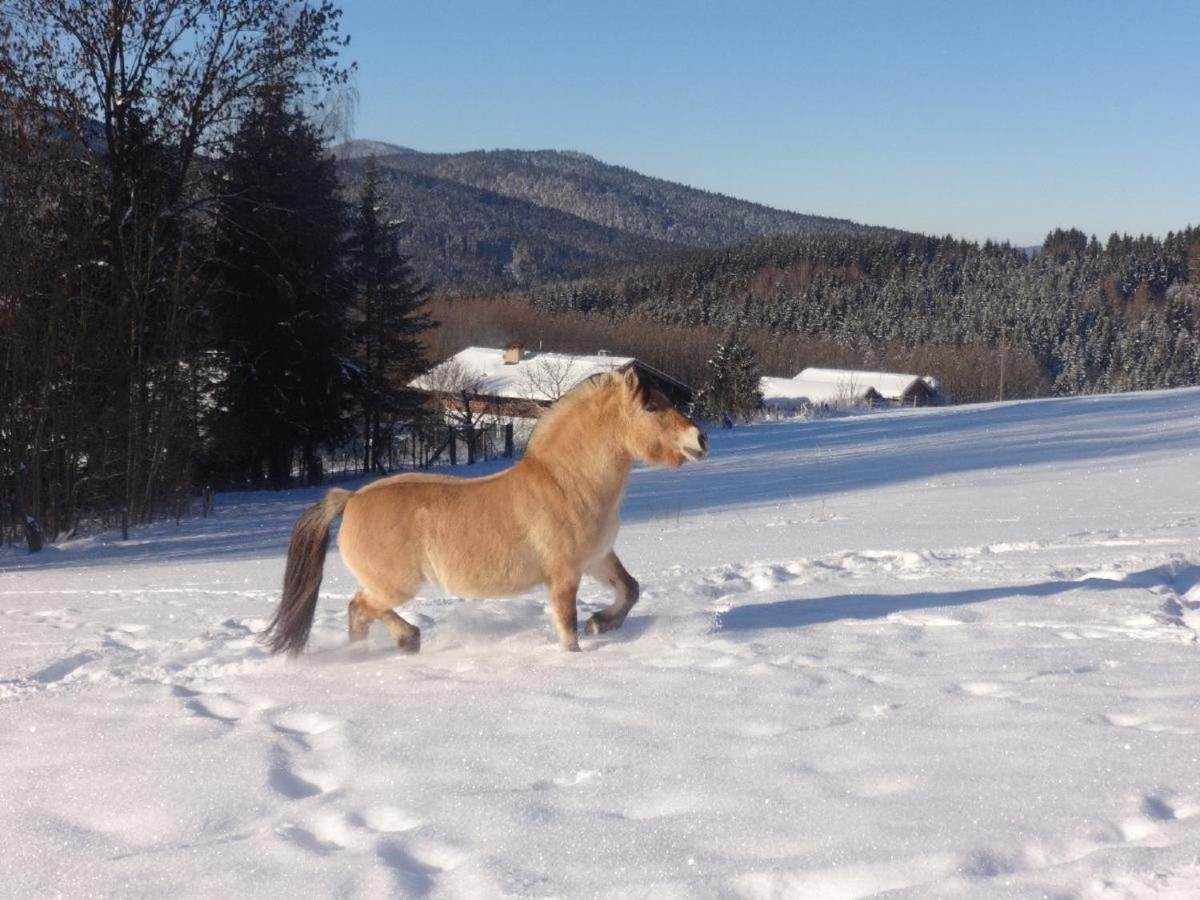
263, 488, 353, 656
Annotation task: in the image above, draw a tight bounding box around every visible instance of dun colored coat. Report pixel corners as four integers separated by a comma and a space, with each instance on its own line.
262, 367, 709, 655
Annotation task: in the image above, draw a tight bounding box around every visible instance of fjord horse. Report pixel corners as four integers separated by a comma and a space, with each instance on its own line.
263, 367, 709, 655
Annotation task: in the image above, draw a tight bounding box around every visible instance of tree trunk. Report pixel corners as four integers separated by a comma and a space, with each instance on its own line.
23, 515, 44, 553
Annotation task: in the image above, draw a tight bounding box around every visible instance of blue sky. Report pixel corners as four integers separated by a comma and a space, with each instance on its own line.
340, 1, 1198, 246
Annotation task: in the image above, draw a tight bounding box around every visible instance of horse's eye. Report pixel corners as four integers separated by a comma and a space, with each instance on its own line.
644, 401, 660, 413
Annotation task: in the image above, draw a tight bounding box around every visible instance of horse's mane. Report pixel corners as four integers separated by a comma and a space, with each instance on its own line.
526, 370, 628, 454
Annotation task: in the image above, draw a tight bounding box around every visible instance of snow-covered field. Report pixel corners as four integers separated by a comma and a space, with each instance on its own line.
4, 388, 1200, 899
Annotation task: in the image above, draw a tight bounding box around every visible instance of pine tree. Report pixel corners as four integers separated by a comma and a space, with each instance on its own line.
208, 83, 354, 488
347, 158, 434, 473
694, 328, 763, 422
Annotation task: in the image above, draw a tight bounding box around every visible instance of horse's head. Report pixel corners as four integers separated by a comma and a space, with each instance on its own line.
618, 368, 708, 468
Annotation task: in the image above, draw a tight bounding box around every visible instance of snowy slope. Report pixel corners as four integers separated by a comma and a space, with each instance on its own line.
3, 389, 1200, 899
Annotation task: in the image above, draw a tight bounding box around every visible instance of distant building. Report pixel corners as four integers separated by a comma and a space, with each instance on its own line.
762, 367, 944, 413
411, 344, 694, 420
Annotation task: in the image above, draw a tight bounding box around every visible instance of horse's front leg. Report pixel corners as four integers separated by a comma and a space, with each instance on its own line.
583, 551, 640, 636
548, 572, 581, 651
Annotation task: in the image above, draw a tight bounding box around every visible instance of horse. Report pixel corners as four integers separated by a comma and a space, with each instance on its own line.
261, 366, 709, 656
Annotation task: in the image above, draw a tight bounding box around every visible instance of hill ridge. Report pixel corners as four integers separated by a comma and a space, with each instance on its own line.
333, 140, 893, 291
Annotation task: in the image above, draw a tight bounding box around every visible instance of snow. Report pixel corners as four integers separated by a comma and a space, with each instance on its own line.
4, 387, 1200, 899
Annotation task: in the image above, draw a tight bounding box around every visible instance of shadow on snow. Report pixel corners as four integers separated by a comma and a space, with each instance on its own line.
713, 563, 1200, 633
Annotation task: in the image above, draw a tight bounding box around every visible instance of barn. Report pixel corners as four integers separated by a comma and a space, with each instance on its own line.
412, 344, 694, 418
762, 367, 944, 413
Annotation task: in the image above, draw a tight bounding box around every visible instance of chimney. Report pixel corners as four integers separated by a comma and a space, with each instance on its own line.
503, 341, 523, 365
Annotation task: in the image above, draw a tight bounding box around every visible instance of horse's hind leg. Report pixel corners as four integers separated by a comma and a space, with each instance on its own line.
348, 592, 375, 643
583, 551, 640, 636
378, 609, 420, 654
349, 590, 419, 653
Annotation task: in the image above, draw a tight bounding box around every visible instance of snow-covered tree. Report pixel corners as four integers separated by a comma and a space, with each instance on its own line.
693, 329, 763, 422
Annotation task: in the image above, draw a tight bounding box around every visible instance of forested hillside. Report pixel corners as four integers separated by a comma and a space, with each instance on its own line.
507, 227, 1200, 397
334, 143, 892, 290
335, 157, 680, 289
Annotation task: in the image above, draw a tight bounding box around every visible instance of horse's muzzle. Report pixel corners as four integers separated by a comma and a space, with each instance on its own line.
682, 428, 709, 462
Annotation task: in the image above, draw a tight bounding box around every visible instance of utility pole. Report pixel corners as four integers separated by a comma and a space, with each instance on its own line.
998, 341, 1006, 402
997, 320, 1009, 402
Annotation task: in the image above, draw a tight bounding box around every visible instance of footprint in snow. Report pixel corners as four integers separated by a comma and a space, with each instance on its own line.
1101, 712, 1198, 735
103, 626, 152, 651
186, 694, 248, 722
267, 741, 341, 800
265, 710, 348, 801
351, 805, 424, 834
376, 837, 468, 897
530, 769, 602, 790
376, 843, 441, 896
1116, 792, 1192, 842
32, 609, 80, 630
730, 720, 790, 739
858, 702, 902, 720
29, 650, 99, 684
956, 681, 1031, 703
184, 691, 273, 722
276, 820, 344, 854
272, 711, 340, 736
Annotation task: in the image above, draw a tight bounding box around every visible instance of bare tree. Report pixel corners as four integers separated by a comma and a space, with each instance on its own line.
1, 0, 351, 195
831, 373, 863, 411
420, 358, 484, 413
519, 354, 580, 403
417, 358, 492, 463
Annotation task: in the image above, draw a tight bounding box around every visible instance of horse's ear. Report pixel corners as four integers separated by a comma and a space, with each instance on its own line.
622, 366, 653, 409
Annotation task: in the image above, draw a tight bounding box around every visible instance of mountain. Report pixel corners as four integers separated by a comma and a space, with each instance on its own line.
336, 157, 682, 290
333, 143, 893, 291
331, 139, 418, 160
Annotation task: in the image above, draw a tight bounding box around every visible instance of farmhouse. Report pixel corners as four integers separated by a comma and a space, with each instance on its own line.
762, 367, 944, 413
412, 344, 694, 419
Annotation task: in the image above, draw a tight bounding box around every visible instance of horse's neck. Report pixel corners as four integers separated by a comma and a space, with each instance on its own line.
523, 398, 632, 505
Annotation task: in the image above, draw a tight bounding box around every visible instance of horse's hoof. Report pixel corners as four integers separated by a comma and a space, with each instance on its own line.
584, 614, 614, 636
396, 635, 420, 654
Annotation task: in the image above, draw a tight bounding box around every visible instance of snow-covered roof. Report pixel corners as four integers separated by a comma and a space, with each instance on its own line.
760, 376, 813, 406
762, 367, 941, 407
797, 368, 936, 399
411, 346, 637, 403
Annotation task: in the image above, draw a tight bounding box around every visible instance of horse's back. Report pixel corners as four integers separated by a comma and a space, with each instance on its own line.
355, 469, 504, 494
338, 466, 546, 600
